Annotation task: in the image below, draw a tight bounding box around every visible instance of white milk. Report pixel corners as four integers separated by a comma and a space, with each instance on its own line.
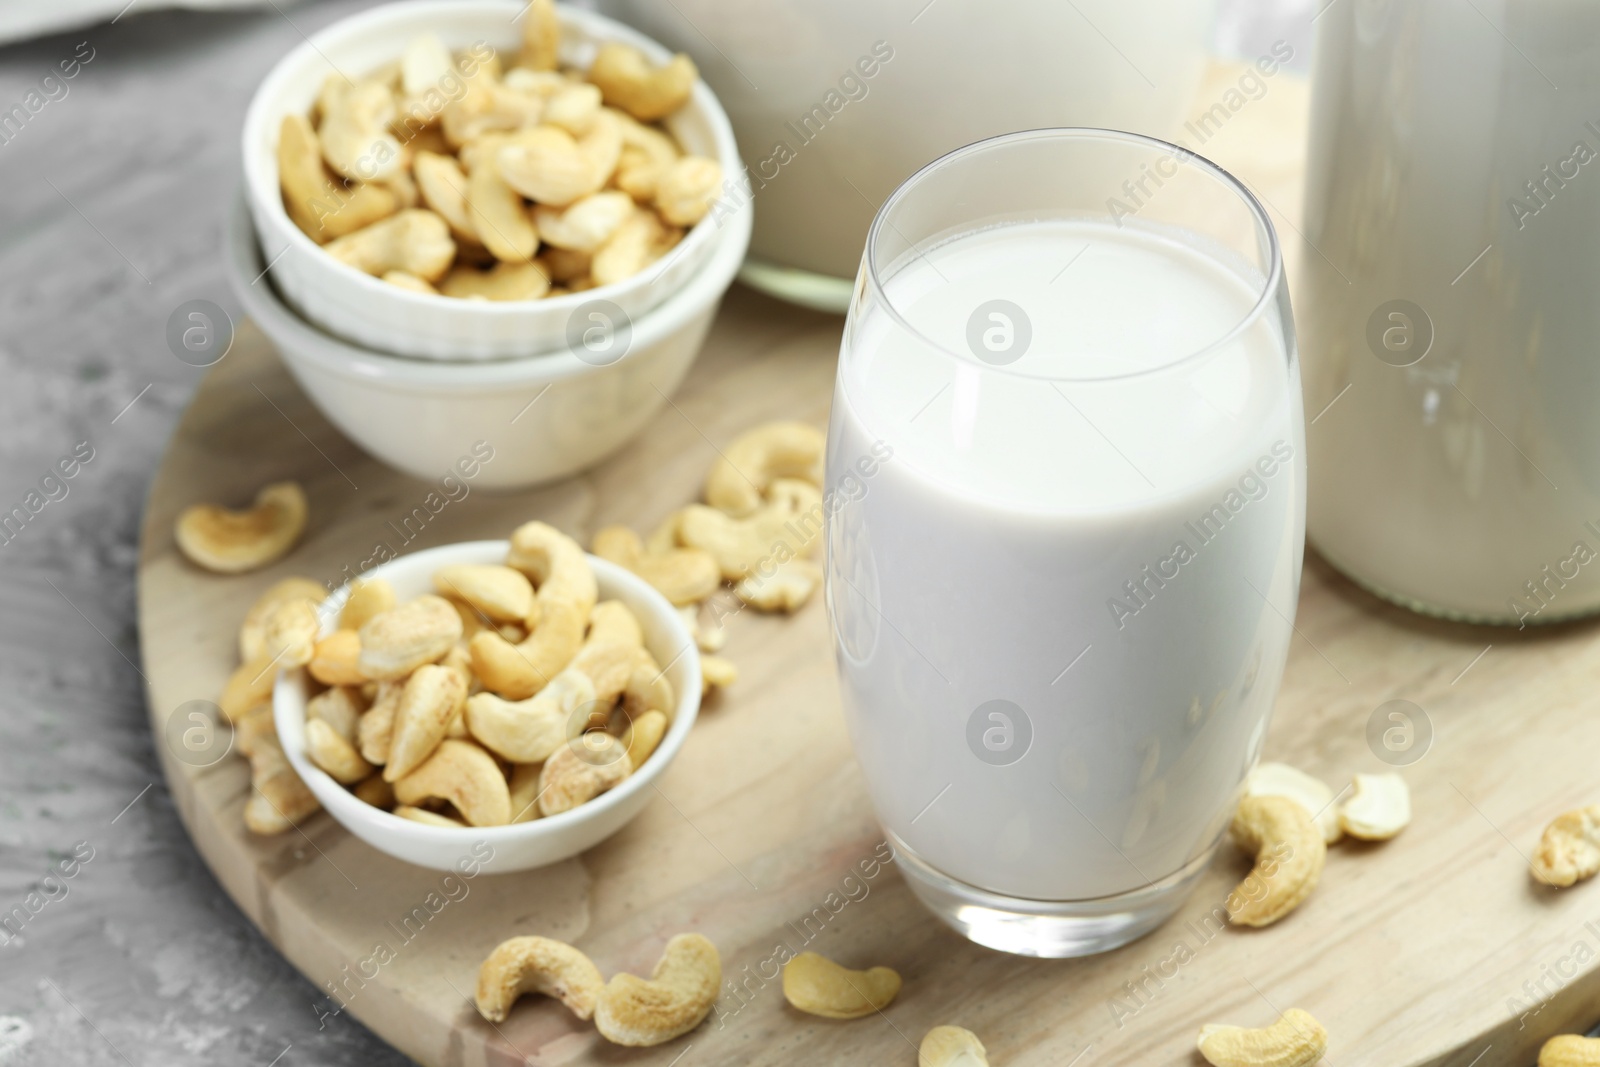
827, 219, 1305, 901
1301, 1, 1600, 623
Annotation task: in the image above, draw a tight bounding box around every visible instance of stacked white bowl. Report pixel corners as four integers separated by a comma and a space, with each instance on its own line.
228, 0, 752, 489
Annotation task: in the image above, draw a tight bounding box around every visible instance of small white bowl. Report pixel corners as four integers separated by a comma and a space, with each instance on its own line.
242, 0, 742, 361
225, 185, 749, 489
274, 540, 702, 873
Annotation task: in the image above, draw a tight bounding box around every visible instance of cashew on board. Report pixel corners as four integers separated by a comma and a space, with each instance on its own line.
1226, 795, 1325, 927
594, 933, 721, 1046
781, 952, 901, 1019
1197, 1008, 1328, 1067
175, 481, 307, 574
476, 935, 605, 1023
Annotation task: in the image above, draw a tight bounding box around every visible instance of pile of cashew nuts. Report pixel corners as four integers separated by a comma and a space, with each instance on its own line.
278, 0, 723, 300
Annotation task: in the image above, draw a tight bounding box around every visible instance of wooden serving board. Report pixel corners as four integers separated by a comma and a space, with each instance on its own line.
137, 65, 1600, 1067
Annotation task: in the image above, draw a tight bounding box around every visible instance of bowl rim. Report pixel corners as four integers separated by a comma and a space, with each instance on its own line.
272, 539, 703, 849
240, 0, 742, 321
224, 178, 751, 387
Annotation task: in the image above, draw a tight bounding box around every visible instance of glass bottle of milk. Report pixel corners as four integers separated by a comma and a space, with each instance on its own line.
826, 130, 1305, 957
1301, 1, 1600, 624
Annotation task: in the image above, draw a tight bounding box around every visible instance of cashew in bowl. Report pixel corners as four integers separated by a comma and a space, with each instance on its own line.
308, 629, 367, 686
304, 717, 374, 784
278, 114, 399, 242
338, 577, 395, 632
1226, 795, 1326, 927
465, 671, 595, 763
1337, 772, 1410, 840
434, 563, 533, 623
539, 735, 631, 817
587, 42, 697, 122
1540, 1034, 1600, 1066
476, 934, 605, 1023
1245, 762, 1341, 845
384, 663, 469, 781
392, 739, 511, 827
535, 190, 635, 252
594, 933, 721, 1046
318, 79, 403, 182
654, 156, 722, 227
324, 209, 456, 281
472, 522, 596, 699
175, 480, 308, 574
781, 952, 901, 1019
920, 1026, 988, 1067
358, 594, 463, 680
1532, 804, 1600, 887
1197, 1008, 1327, 1067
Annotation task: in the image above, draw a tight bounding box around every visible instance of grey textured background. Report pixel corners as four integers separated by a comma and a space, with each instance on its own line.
0, 2, 1306, 1064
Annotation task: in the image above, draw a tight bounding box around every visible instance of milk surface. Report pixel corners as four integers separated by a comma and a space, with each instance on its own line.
827, 219, 1305, 900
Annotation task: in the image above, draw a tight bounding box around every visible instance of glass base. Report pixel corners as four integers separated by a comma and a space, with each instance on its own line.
888, 830, 1213, 958
736, 256, 853, 313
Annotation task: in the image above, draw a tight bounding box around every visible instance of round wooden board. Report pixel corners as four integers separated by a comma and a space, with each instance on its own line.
136, 66, 1600, 1067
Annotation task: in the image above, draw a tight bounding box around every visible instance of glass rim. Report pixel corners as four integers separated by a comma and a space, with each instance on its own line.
861, 127, 1285, 384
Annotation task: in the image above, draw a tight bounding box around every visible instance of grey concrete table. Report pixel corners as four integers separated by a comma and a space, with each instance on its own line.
0, 2, 1308, 1065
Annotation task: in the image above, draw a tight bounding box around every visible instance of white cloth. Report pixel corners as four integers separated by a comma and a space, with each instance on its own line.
0, 0, 288, 46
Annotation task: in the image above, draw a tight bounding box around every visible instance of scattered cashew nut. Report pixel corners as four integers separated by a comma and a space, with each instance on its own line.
477, 935, 605, 1023
593, 525, 721, 606
735, 559, 822, 613
244, 734, 321, 835
1532, 804, 1600, 887
1245, 762, 1341, 845
781, 952, 901, 1019
1197, 1008, 1327, 1067
706, 421, 825, 517
1337, 772, 1409, 841
175, 481, 308, 574
920, 1026, 989, 1067
1540, 1034, 1600, 1067
594, 933, 721, 1046
1226, 795, 1326, 927
679, 478, 823, 580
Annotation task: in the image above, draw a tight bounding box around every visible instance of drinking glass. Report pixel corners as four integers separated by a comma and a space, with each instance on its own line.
824, 128, 1305, 957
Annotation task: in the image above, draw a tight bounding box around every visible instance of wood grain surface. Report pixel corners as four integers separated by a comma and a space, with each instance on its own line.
132, 63, 1600, 1067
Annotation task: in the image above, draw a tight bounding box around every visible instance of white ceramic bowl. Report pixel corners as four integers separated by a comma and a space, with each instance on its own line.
273, 540, 702, 873
242, 0, 741, 361
225, 185, 750, 489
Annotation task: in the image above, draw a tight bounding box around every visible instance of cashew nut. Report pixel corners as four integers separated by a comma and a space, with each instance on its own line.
518, 0, 561, 72
622, 709, 667, 769
497, 125, 600, 207
319, 79, 403, 182
593, 933, 721, 1046
393, 805, 464, 828
1540, 1034, 1600, 1067
399, 32, 453, 102
338, 577, 395, 633
413, 150, 479, 244
392, 739, 511, 826
465, 669, 595, 763
1337, 772, 1409, 841
623, 656, 674, 719
353, 774, 394, 810
277, 114, 398, 241
472, 522, 596, 699
462, 141, 539, 263
357, 679, 403, 764
535, 190, 634, 253
235, 703, 277, 759
383, 270, 437, 293
735, 559, 822, 613
1532, 804, 1600, 887
477, 935, 604, 1023
679, 479, 823, 580
175, 481, 308, 574
240, 576, 326, 662
781, 952, 901, 1019
543, 83, 602, 135
220, 655, 278, 722
307, 685, 365, 745
325, 209, 456, 281
308, 629, 366, 686
612, 113, 680, 202
591, 205, 675, 286
678, 605, 725, 653
1245, 762, 1341, 844
538, 734, 631, 816
384, 663, 470, 782
441, 261, 552, 301
920, 1026, 988, 1067
304, 717, 374, 784
435, 564, 534, 623
1226, 796, 1326, 927
261, 598, 320, 669
699, 655, 736, 696
358, 594, 463, 680
706, 421, 826, 517
587, 42, 697, 122
592, 525, 721, 606
654, 156, 721, 227
1197, 1008, 1327, 1067
244, 734, 321, 835
508, 762, 543, 822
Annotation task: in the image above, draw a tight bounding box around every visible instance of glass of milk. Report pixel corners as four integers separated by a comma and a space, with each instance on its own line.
826, 129, 1305, 957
